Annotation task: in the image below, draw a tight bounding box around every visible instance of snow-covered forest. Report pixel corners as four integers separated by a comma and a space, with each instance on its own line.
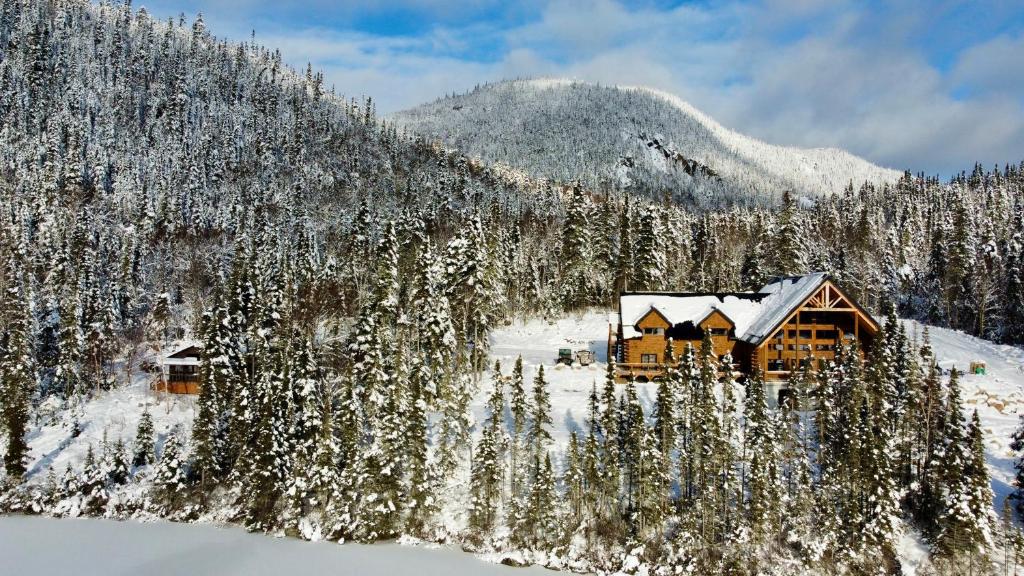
1, 0, 1024, 574
393, 79, 904, 206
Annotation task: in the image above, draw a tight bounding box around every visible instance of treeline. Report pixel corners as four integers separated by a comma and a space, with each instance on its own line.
0, 0, 1022, 573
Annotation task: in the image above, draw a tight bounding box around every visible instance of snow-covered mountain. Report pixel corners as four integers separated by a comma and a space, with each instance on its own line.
393, 79, 902, 204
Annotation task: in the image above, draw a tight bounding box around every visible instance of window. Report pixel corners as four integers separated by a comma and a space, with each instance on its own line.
641, 354, 658, 364
643, 327, 665, 336
778, 388, 797, 408
767, 359, 785, 371
815, 344, 833, 352
708, 328, 729, 337
817, 330, 838, 340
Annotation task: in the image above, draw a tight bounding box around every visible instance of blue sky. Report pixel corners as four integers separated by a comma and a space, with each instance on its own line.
138, 0, 1024, 175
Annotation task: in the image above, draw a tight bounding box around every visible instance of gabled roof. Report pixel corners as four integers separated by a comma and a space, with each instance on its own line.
693, 306, 735, 327
619, 292, 767, 338
738, 272, 828, 344
618, 272, 872, 345
162, 343, 202, 365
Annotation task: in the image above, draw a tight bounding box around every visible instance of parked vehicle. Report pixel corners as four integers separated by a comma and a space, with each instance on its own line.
557, 348, 573, 365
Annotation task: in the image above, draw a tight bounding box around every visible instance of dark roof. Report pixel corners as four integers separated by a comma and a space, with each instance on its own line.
167, 345, 202, 359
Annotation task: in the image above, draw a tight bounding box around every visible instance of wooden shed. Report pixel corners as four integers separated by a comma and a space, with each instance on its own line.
154, 344, 202, 394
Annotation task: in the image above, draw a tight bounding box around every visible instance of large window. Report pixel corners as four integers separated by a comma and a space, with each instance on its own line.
708, 328, 729, 337
643, 327, 665, 336
641, 353, 658, 364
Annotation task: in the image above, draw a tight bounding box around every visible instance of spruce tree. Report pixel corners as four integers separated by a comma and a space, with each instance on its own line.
529, 364, 552, 457
0, 265, 35, 479
133, 409, 155, 467
153, 432, 188, 511
468, 364, 506, 536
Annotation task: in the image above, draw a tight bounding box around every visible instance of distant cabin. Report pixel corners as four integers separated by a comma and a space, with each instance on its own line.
154, 344, 202, 394
608, 273, 879, 404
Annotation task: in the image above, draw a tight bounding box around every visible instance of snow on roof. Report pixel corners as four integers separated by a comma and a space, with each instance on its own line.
738, 273, 828, 344
619, 293, 766, 338
161, 342, 202, 364
619, 273, 832, 344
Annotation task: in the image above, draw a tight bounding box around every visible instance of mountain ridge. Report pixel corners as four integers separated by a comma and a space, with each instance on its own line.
393, 78, 902, 205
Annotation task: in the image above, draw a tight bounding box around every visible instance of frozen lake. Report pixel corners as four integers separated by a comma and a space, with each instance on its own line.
0, 515, 553, 576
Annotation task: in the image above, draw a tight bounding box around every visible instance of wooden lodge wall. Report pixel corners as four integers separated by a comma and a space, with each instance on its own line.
615, 281, 878, 382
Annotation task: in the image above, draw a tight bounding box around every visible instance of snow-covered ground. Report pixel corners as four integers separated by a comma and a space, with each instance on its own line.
25, 368, 195, 484
0, 515, 552, 576
901, 320, 1024, 510
484, 311, 646, 447
7, 312, 1024, 574
22, 313, 1024, 512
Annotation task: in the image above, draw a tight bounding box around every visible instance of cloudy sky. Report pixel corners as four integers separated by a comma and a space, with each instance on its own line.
139, 0, 1023, 175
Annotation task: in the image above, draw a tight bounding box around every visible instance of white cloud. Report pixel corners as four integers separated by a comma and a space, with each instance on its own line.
145, 0, 1024, 175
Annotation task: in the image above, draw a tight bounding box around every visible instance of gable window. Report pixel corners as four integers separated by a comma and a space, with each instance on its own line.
641, 353, 658, 364
643, 327, 665, 336
708, 328, 729, 337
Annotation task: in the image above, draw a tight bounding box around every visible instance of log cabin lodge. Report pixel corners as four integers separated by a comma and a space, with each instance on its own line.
607, 273, 879, 405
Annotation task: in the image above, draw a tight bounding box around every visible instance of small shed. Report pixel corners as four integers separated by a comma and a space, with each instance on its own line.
155, 343, 202, 394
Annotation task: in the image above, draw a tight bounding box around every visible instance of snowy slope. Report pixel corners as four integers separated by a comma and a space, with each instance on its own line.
901, 320, 1024, 509
484, 315, 1024, 510
393, 79, 902, 204
10, 313, 1023, 574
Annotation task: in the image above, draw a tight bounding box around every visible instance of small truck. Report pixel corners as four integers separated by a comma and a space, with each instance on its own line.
556, 348, 595, 366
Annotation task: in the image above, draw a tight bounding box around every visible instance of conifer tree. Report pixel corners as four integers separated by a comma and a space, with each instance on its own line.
153, 432, 188, 510
469, 364, 506, 536
744, 370, 780, 546
0, 263, 35, 479
106, 438, 130, 486
518, 452, 559, 549
529, 365, 552, 457
133, 409, 155, 467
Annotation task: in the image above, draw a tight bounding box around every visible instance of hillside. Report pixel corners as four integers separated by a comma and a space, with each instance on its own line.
393, 79, 903, 205
8, 312, 1024, 574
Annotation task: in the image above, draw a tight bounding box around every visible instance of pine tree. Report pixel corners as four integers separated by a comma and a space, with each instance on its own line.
773, 191, 804, 276
133, 409, 155, 467
529, 364, 552, 457
632, 205, 666, 291
106, 437, 130, 485
518, 452, 559, 549
153, 432, 188, 510
468, 364, 506, 536
744, 370, 780, 546
399, 354, 434, 536
79, 444, 108, 513
0, 261, 35, 479
937, 409, 995, 562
